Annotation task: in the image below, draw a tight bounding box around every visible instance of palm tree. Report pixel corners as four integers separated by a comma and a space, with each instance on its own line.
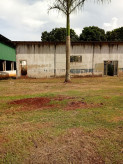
49, 0, 110, 82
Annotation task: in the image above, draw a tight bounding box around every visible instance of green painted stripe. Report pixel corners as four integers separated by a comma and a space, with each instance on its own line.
0, 43, 16, 61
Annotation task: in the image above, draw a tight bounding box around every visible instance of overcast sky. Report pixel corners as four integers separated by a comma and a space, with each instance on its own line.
0, 0, 123, 41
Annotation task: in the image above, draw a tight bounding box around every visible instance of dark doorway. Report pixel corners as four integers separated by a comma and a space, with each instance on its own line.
6, 61, 11, 71
14, 62, 16, 70
104, 61, 118, 76
0, 60, 3, 71
107, 63, 114, 76
20, 60, 27, 76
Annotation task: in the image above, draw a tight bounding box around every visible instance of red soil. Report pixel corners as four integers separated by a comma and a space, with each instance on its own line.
65, 101, 103, 110
9, 97, 53, 111
9, 96, 103, 111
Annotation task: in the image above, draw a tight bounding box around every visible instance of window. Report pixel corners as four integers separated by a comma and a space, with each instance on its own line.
70, 56, 82, 63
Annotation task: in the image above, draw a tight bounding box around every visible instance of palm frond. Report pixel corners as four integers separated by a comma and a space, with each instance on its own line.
48, 0, 111, 15
70, 0, 86, 14
49, 5, 67, 15
48, 0, 67, 15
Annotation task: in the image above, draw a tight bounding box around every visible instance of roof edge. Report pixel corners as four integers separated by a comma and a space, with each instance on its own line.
0, 34, 16, 48
13, 41, 123, 46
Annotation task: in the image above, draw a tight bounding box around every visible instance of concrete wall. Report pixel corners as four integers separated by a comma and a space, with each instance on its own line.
16, 44, 55, 78
71, 44, 93, 76
16, 42, 123, 78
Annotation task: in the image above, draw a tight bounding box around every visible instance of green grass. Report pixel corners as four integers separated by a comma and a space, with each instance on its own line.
0, 77, 123, 164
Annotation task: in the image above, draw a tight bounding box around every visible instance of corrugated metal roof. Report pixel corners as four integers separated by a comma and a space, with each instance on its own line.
0, 35, 16, 61
0, 43, 16, 61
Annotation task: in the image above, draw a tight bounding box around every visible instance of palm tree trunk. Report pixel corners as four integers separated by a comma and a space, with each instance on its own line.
65, 12, 71, 82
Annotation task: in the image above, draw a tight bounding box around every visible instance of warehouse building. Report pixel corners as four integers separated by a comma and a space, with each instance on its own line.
15, 41, 123, 78
0, 35, 16, 78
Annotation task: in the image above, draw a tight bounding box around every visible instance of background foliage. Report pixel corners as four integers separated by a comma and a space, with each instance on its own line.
41, 26, 123, 42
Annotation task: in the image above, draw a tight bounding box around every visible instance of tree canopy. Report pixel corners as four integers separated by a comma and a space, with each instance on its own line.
41, 28, 78, 42
80, 26, 106, 41
41, 27, 123, 42
106, 27, 123, 41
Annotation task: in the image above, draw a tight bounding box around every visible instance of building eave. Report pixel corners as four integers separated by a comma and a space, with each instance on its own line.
13, 41, 123, 46
0, 34, 16, 48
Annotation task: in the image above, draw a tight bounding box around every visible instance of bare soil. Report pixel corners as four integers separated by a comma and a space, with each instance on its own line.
9, 96, 102, 111
9, 97, 53, 111
65, 101, 103, 110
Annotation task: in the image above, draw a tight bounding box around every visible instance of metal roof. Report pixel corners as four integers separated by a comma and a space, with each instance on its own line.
0, 34, 15, 48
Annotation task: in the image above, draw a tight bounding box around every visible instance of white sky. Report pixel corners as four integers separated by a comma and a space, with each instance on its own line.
0, 0, 123, 41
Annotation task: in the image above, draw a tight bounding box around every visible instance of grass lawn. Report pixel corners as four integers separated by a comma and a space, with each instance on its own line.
0, 77, 123, 164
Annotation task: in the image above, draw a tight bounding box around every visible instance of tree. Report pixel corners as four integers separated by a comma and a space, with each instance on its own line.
80, 26, 106, 41
106, 27, 123, 41
49, 0, 111, 82
41, 31, 49, 41
41, 28, 79, 42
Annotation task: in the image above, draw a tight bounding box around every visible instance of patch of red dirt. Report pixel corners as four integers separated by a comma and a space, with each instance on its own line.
9, 96, 103, 112
52, 96, 75, 101
9, 97, 53, 111
65, 101, 103, 110
10, 97, 50, 106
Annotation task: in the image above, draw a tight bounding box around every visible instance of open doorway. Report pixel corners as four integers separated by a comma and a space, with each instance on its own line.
104, 61, 118, 76
0, 60, 3, 71
20, 60, 27, 76
6, 61, 11, 71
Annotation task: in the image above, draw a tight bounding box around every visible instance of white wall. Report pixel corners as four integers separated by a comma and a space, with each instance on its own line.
16, 42, 123, 78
